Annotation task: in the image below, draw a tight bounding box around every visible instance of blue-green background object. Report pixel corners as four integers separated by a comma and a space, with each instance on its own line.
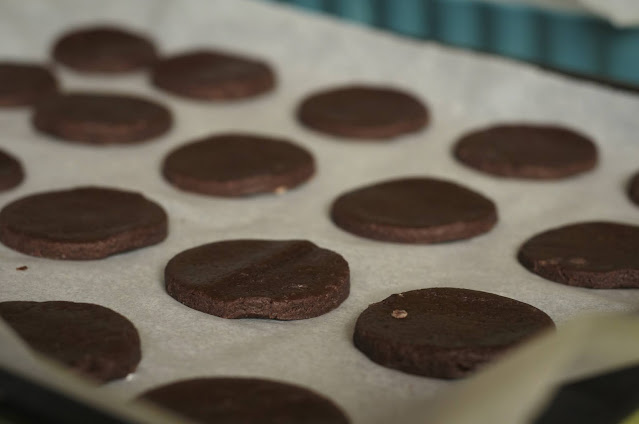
266, 0, 639, 86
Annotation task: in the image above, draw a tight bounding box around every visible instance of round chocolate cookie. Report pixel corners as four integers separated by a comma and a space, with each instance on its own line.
518, 221, 639, 289
296, 85, 429, 139
454, 124, 597, 179
162, 133, 315, 197
32, 92, 172, 144
330, 177, 497, 243
138, 378, 350, 424
0, 62, 58, 107
627, 171, 639, 206
0, 301, 141, 382
165, 239, 349, 320
353, 288, 554, 379
151, 50, 275, 100
52, 26, 158, 73
0, 186, 167, 260
0, 149, 24, 192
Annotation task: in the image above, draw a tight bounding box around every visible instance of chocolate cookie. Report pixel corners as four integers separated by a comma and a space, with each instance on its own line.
165, 239, 349, 320
330, 177, 497, 243
138, 378, 350, 424
627, 171, 639, 206
52, 26, 158, 73
454, 124, 598, 179
297, 85, 429, 139
0, 149, 24, 192
0, 62, 58, 107
0, 186, 167, 260
151, 50, 275, 100
0, 301, 141, 382
162, 133, 315, 197
518, 221, 639, 289
32, 93, 172, 144
353, 288, 554, 379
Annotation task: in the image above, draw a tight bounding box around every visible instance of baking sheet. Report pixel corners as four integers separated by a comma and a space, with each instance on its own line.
1, 0, 639, 423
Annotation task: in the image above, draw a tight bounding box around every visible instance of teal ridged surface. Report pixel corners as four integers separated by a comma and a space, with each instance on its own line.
267, 0, 639, 85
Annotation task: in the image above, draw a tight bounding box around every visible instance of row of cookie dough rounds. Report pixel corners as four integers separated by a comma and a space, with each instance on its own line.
0, 86, 628, 200
3, 181, 638, 288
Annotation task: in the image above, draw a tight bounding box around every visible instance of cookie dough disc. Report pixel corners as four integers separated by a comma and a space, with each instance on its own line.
0, 63, 58, 107
454, 124, 597, 179
627, 171, 639, 206
0, 186, 167, 260
353, 288, 554, 379
518, 221, 639, 289
162, 133, 315, 197
0, 149, 24, 192
330, 177, 497, 243
0, 301, 141, 382
297, 85, 429, 139
32, 93, 172, 144
151, 50, 275, 100
165, 239, 349, 320
52, 26, 158, 73
138, 378, 350, 424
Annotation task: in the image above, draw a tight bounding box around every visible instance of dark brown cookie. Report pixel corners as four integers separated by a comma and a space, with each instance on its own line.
138, 378, 350, 424
32, 92, 172, 144
518, 221, 639, 289
454, 124, 598, 179
297, 85, 429, 139
330, 177, 497, 243
52, 26, 158, 73
162, 133, 315, 197
0, 186, 167, 260
0, 301, 141, 382
627, 171, 639, 206
151, 50, 275, 100
354, 288, 554, 379
165, 239, 349, 320
0, 62, 58, 107
0, 149, 24, 192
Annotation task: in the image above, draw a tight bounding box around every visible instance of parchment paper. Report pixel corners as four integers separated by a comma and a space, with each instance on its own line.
1, 1, 639, 423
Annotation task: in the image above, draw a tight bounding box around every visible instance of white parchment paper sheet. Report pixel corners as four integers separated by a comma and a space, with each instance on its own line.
1, 0, 639, 423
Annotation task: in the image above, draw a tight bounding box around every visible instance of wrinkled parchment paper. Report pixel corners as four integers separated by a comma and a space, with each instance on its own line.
1, 1, 639, 423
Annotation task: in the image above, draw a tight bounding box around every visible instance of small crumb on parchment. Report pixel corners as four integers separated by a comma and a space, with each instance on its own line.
16, 266, 28, 271
392, 309, 408, 319
274, 186, 287, 195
